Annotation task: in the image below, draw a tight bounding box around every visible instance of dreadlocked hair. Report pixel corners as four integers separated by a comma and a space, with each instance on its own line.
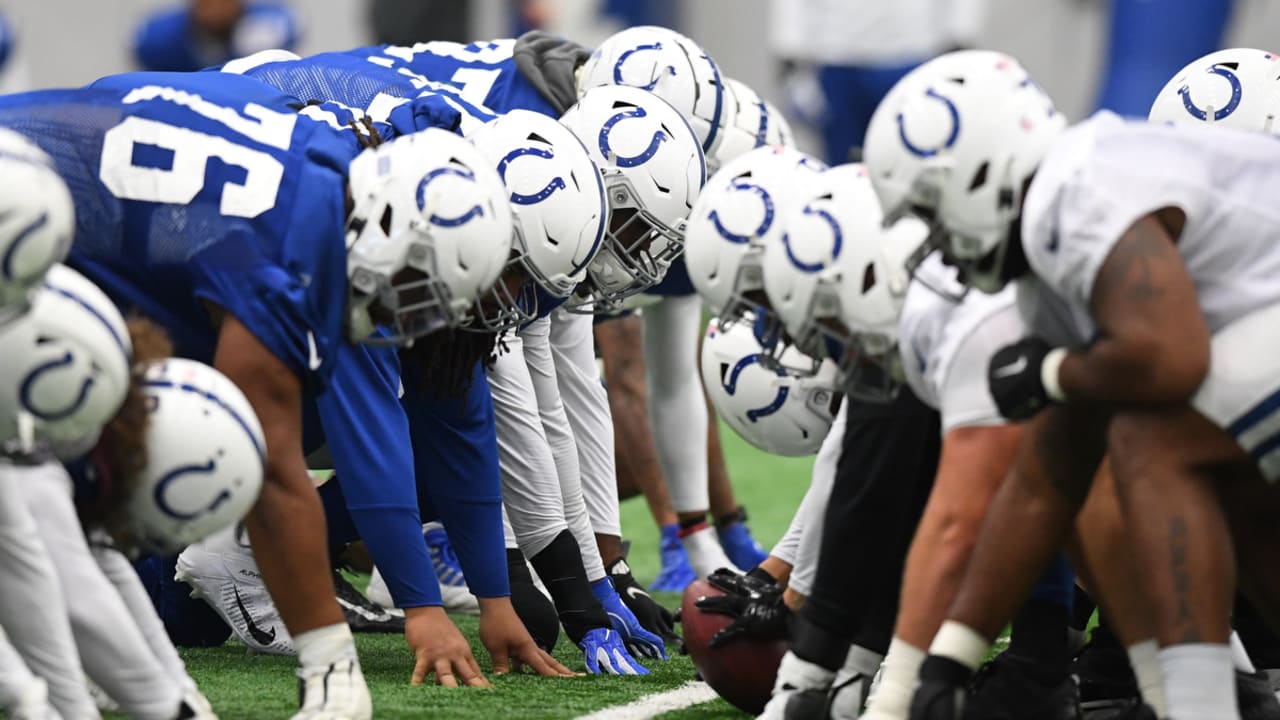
86, 317, 172, 529
400, 326, 510, 400
348, 116, 385, 150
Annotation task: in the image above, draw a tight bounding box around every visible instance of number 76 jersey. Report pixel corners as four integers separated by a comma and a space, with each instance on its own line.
0, 71, 359, 387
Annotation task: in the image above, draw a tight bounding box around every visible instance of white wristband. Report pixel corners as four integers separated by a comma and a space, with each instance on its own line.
1040, 347, 1069, 402
928, 620, 989, 671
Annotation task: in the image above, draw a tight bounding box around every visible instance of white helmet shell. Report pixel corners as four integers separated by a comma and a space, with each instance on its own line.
685, 145, 827, 322
0, 129, 74, 316
761, 165, 928, 399
579, 25, 729, 158
710, 79, 794, 173
701, 314, 839, 456
0, 264, 131, 457
466, 109, 609, 305
345, 127, 514, 343
127, 358, 265, 555
863, 50, 1064, 293
560, 85, 705, 308
1149, 48, 1280, 133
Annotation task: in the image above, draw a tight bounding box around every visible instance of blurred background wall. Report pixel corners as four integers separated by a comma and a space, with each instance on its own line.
3, 0, 1279, 150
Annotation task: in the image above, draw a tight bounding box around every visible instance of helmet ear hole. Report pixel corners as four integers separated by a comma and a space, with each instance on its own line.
379, 205, 393, 235
968, 161, 989, 192
861, 263, 877, 294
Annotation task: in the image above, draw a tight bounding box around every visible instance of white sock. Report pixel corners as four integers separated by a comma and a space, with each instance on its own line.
1229, 631, 1256, 674
829, 644, 884, 718
679, 525, 739, 577
863, 637, 926, 720
771, 651, 834, 694
1128, 640, 1167, 717
1159, 643, 1238, 720
294, 623, 358, 668
928, 621, 989, 671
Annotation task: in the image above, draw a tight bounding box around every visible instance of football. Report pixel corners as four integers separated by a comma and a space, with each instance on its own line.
681, 578, 790, 715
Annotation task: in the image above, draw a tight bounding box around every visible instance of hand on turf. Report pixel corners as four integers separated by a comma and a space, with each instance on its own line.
592, 578, 668, 660
579, 628, 650, 675
477, 597, 576, 677
908, 655, 971, 720
405, 606, 491, 688
987, 337, 1058, 420
607, 558, 678, 644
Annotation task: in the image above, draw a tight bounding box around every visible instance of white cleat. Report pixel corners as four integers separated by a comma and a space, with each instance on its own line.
178, 689, 219, 719
758, 651, 836, 720
7, 676, 61, 720
680, 525, 742, 579
175, 525, 295, 655
291, 659, 372, 720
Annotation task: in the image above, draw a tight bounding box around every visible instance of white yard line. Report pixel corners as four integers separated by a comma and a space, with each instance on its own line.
573, 681, 720, 720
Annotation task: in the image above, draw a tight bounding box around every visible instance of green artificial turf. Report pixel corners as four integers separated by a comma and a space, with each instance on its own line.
145, 421, 812, 719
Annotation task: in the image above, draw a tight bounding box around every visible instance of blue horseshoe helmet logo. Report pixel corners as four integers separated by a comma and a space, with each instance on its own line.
19, 352, 95, 420
1180, 65, 1243, 121
721, 352, 790, 421
708, 179, 774, 245
417, 166, 485, 227
613, 42, 675, 91
497, 146, 567, 206
599, 105, 669, 169
782, 205, 843, 273
153, 459, 234, 520
897, 87, 960, 158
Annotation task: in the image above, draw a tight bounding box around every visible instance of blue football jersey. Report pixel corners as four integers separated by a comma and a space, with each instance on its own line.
0, 71, 356, 388
227, 50, 498, 138
348, 40, 559, 117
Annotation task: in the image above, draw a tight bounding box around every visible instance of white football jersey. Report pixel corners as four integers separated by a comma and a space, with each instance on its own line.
1021, 111, 1280, 342
898, 256, 1022, 432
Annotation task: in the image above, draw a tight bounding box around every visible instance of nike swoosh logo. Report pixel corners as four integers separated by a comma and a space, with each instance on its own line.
307, 331, 322, 371
233, 586, 278, 646
992, 355, 1029, 379
624, 585, 652, 602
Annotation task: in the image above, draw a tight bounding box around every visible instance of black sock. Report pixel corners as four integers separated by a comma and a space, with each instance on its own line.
1008, 598, 1070, 682
528, 530, 610, 645
507, 549, 559, 652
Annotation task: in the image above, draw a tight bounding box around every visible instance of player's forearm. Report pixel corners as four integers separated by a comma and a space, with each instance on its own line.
346, 505, 442, 608
1057, 336, 1205, 408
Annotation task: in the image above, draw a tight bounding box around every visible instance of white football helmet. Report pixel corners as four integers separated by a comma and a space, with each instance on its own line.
579, 25, 729, 158
761, 165, 928, 401
702, 314, 840, 456
559, 85, 705, 310
345, 127, 514, 343
0, 264, 131, 457
0, 129, 75, 319
466, 109, 609, 325
1149, 48, 1280, 133
709, 79, 794, 173
863, 50, 1065, 293
685, 145, 827, 324
125, 358, 265, 555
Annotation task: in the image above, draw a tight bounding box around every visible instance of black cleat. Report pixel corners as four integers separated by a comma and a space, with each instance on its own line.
1240, 669, 1280, 720
965, 651, 1082, 720
1072, 636, 1142, 717
333, 570, 404, 634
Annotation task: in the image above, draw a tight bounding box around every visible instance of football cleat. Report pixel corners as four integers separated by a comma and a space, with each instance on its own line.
1239, 669, 1280, 720
1071, 634, 1141, 714
175, 525, 295, 655
650, 524, 697, 592
759, 652, 836, 720
717, 520, 769, 571
579, 628, 650, 675
7, 676, 60, 720
966, 651, 1082, 720
333, 570, 404, 635
291, 658, 372, 720
178, 689, 219, 719
425, 524, 480, 615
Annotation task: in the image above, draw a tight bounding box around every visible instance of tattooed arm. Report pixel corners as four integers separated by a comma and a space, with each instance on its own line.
1056, 210, 1210, 407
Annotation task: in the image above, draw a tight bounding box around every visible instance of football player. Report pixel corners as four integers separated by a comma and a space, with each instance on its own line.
0, 68, 514, 718
864, 50, 1280, 720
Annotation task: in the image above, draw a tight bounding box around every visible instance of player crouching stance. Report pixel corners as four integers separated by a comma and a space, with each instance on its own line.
863, 49, 1280, 720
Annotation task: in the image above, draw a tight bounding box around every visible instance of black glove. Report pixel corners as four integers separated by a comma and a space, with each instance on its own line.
606, 557, 678, 643
909, 655, 972, 720
695, 568, 788, 648
987, 337, 1065, 421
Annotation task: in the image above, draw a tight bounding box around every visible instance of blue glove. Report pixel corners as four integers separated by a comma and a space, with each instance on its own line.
579, 628, 649, 675
592, 577, 668, 660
